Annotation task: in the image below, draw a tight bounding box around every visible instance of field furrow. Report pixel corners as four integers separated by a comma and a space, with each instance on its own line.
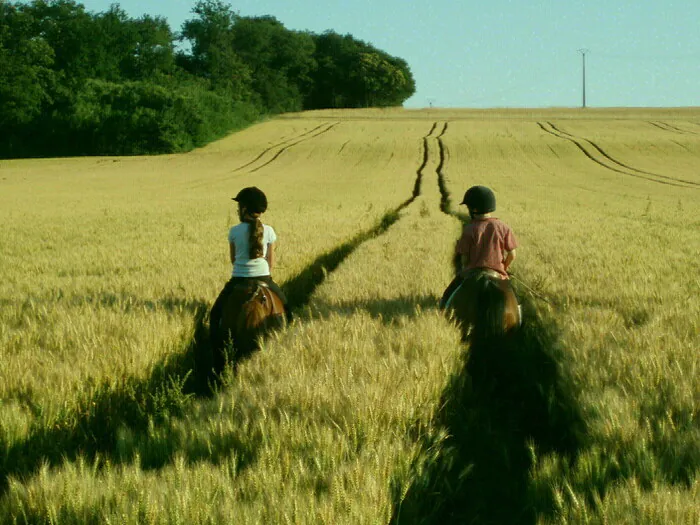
246, 122, 340, 173
550, 119, 700, 183
539, 121, 699, 188
233, 122, 335, 172
649, 120, 700, 135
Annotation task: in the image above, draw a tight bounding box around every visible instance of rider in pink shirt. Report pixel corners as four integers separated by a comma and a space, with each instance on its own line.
440, 186, 518, 308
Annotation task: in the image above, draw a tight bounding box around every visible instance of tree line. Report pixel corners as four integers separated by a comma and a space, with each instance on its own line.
0, 0, 415, 157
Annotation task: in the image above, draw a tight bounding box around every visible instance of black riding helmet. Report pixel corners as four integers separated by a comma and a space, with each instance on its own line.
232, 186, 268, 214
461, 185, 496, 214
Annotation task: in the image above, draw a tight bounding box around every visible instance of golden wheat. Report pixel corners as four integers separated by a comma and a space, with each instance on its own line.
1, 108, 698, 523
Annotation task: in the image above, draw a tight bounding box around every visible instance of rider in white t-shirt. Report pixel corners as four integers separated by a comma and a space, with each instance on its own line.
228, 220, 277, 277
210, 187, 291, 340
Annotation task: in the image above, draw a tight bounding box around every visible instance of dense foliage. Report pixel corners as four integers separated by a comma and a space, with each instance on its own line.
0, 0, 415, 157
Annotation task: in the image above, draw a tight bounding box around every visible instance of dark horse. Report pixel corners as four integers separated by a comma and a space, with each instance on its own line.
211, 280, 286, 372
441, 268, 521, 342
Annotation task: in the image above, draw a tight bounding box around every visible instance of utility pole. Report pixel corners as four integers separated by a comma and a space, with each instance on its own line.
578, 49, 589, 108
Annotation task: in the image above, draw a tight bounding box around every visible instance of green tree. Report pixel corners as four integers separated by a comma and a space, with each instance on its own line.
353, 52, 414, 107
307, 31, 415, 109
0, 2, 55, 133
21, 0, 98, 84
125, 15, 175, 80
90, 6, 176, 82
306, 31, 354, 108
1, 0, 416, 158
230, 16, 315, 113
178, 0, 252, 100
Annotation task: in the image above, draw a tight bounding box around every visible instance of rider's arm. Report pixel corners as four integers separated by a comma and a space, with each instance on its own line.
266, 243, 274, 271
503, 248, 516, 271
229, 242, 236, 265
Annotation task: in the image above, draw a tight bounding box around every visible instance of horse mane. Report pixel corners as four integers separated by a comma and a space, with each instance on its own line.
472, 277, 507, 340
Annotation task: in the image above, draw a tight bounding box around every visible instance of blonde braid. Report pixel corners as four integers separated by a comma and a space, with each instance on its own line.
246, 213, 264, 259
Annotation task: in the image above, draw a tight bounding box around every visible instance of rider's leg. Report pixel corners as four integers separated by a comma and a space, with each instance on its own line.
439, 275, 465, 309
259, 276, 292, 322
210, 278, 240, 342
503, 278, 523, 325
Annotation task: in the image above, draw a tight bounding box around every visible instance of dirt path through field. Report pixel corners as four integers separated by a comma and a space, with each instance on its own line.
389, 120, 587, 524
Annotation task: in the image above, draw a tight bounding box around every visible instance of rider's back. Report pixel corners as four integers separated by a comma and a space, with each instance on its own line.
228, 222, 277, 277
457, 217, 517, 279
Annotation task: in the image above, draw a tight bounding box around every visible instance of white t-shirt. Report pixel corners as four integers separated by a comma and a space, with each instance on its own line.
228, 222, 277, 277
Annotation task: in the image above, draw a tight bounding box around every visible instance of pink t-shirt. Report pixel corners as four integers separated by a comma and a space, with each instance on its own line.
456, 218, 518, 279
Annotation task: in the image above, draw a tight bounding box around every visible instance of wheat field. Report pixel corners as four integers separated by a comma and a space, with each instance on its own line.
0, 107, 698, 524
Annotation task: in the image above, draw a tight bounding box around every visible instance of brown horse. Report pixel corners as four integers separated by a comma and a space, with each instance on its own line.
441, 269, 521, 342
212, 280, 286, 371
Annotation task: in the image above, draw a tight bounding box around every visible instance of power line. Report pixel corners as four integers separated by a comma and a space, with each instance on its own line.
594, 50, 700, 61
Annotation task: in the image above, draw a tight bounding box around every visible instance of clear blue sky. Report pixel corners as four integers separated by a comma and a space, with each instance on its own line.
79, 0, 700, 108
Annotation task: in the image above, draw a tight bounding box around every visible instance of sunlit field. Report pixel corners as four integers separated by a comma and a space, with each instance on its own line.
1, 107, 698, 523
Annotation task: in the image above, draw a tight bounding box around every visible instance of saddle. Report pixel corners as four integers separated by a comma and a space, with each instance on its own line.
463, 267, 503, 281
230, 280, 285, 317
443, 268, 511, 310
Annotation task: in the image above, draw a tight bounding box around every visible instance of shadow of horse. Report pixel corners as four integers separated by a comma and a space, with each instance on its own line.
1, 301, 224, 497
392, 274, 588, 523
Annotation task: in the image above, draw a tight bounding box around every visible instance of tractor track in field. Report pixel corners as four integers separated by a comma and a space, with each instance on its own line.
1, 125, 435, 498
285, 120, 447, 319
432, 121, 470, 221
283, 121, 440, 307
411, 121, 442, 202
231, 122, 337, 173
539, 121, 700, 188
649, 121, 683, 134
668, 121, 700, 135
246, 122, 340, 173
648, 121, 700, 135
435, 122, 452, 215
670, 139, 694, 153
187, 123, 340, 189
391, 122, 588, 524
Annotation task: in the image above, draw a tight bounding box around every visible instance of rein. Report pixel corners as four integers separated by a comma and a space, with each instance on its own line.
509, 274, 552, 305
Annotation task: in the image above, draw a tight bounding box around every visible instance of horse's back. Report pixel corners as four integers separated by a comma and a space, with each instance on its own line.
219, 280, 285, 343
443, 270, 521, 337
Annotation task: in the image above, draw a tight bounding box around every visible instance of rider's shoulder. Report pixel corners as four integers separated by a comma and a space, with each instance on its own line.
263, 223, 277, 240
